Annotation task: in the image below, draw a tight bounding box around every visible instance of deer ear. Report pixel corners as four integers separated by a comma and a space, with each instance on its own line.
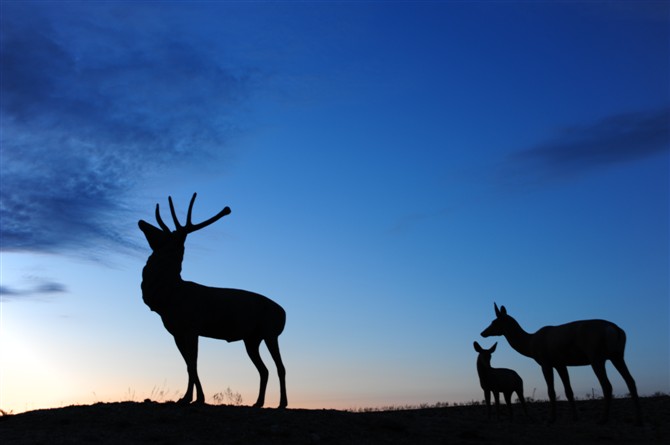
500, 306, 507, 316
494, 302, 500, 317
139, 220, 168, 251
490, 342, 497, 353
474, 341, 482, 352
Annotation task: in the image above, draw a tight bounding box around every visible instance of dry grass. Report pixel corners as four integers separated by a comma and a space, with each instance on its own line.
0, 395, 667, 444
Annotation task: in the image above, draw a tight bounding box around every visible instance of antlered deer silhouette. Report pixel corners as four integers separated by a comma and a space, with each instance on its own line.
138, 193, 288, 408
474, 341, 528, 420
481, 303, 641, 425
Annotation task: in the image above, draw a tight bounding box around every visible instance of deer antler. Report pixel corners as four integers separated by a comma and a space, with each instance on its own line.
155, 204, 171, 232
168, 196, 185, 231
156, 193, 231, 233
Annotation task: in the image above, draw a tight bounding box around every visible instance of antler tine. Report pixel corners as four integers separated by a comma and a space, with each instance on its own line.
186, 193, 197, 227
187, 205, 231, 233
168, 196, 184, 231
155, 203, 171, 232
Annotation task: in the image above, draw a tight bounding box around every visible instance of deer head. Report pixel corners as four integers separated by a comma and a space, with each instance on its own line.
473, 341, 498, 366
481, 303, 509, 338
138, 193, 231, 252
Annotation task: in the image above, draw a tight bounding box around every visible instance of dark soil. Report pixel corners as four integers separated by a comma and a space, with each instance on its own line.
1, 396, 667, 444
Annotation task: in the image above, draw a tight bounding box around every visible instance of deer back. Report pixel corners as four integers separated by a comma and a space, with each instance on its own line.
531, 319, 625, 367
155, 282, 286, 341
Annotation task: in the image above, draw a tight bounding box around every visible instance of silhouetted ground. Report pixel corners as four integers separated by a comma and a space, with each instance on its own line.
1, 395, 667, 444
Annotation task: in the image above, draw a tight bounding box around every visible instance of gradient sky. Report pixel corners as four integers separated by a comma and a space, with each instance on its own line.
1, 1, 668, 413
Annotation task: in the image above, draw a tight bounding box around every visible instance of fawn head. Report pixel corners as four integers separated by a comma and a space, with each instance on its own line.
474, 341, 497, 367
138, 193, 231, 252
481, 303, 510, 338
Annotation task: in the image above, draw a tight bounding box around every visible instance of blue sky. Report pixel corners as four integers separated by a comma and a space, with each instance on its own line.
1, 1, 668, 412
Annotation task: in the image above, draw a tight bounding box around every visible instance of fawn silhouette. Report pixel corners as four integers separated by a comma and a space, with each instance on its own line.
138, 193, 288, 408
474, 341, 528, 420
481, 303, 641, 425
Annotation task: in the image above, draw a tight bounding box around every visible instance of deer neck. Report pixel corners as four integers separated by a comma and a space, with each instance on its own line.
476, 358, 490, 378
503, 317, 534, 358
141, 246, 185, 312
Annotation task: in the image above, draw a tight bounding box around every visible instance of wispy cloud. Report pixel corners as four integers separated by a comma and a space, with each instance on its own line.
0, 279, 68, 301
1, 3, 252, 254
502, 108, 669, 185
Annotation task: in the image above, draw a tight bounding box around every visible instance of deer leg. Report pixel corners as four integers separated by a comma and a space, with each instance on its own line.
541, 365, 557, 423
611, 357, 642, 425
556, 366, 577, 421
265, 336, 288, 408
493, 391, 501, 420
503, 391, 513, 420
484, 390, 491, 419
174, 335, 205, 405
244, 337, 269, 408
591, 360, 613, 424
517, 389, 529, 419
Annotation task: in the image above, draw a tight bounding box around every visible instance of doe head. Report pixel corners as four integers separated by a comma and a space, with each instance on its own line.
138, 193, 231, 252
473, 341, 497, 366
480, 303, 509, 338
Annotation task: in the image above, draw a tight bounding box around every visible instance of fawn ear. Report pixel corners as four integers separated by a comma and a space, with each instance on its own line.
138, 220, 168, 251
474, 341, 483, 352
490, 342, 497, 353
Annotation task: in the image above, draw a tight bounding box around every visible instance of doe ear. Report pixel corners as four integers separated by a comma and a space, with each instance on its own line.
494, 302, 500, 317
500, 305, 507, 316
473, 341, 483, 353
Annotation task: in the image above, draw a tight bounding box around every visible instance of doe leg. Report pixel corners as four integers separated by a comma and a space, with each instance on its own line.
503, 391, 514, 419
493, 392, 501, 420
611, 357, 642, 426
542, 365, 557, 424
517, 389, 529, 418
591, 360, 613, 424
556, 366, 577, 421
484, 390, 492, 419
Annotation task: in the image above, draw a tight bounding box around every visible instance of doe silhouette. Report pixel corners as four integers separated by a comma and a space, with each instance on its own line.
481, 303, 641, 425
474, 341, 528, 420
138, 193, 288, 408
